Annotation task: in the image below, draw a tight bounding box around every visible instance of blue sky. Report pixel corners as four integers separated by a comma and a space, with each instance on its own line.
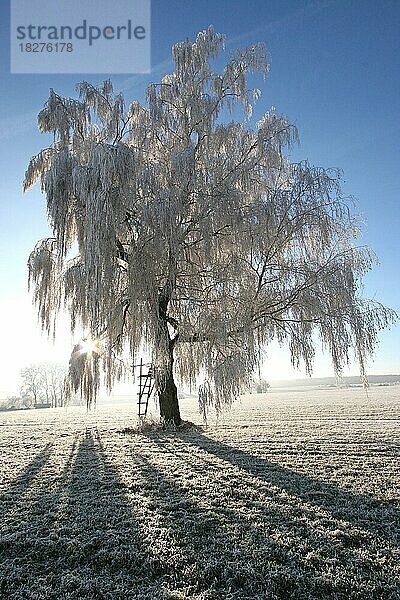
0, 0, 399, 395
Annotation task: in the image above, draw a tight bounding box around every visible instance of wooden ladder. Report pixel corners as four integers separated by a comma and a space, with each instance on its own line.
136, 358, 155, 419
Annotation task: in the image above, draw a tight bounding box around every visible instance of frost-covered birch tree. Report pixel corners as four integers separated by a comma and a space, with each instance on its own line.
25, 27, 396, 424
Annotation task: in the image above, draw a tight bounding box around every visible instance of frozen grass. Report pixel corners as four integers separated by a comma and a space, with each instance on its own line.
0, 387, 399, 599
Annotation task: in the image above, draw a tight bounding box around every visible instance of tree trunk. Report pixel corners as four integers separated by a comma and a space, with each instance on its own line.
157, 294, 181, 425
158, 359, 181, 425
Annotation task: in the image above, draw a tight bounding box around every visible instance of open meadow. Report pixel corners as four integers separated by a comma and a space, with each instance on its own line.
0, 386, 399, 599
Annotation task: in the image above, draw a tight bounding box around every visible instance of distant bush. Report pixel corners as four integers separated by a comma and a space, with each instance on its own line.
252, 379, 270, 394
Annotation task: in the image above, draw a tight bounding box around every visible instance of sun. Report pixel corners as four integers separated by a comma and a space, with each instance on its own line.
79, 337, 101, 356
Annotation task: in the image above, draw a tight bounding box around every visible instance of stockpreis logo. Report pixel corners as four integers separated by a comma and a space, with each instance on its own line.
11, 0, 150, 74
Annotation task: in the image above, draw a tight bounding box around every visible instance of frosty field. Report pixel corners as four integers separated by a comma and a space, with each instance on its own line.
0, 387, 399, 600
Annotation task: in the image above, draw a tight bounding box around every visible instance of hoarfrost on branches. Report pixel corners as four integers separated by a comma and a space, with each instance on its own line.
25, 26, 396, 417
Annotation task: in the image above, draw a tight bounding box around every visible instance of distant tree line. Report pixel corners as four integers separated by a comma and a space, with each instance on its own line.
19, 363, 67, 407
1, 363, 68, 410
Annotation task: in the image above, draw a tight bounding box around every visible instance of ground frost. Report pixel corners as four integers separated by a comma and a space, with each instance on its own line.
0, 387, 399, 599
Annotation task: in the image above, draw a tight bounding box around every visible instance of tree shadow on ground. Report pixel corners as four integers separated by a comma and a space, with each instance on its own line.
1, 429, 398, 600
0, 441, 53, 520
0, 431, 167, 600
178, 430, 399, 546
141, 430, 399, 599
126, 447, 325, 599
0, 429, 352, 599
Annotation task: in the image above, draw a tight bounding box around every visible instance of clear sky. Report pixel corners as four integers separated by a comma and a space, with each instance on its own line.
0, 0, 399, 396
